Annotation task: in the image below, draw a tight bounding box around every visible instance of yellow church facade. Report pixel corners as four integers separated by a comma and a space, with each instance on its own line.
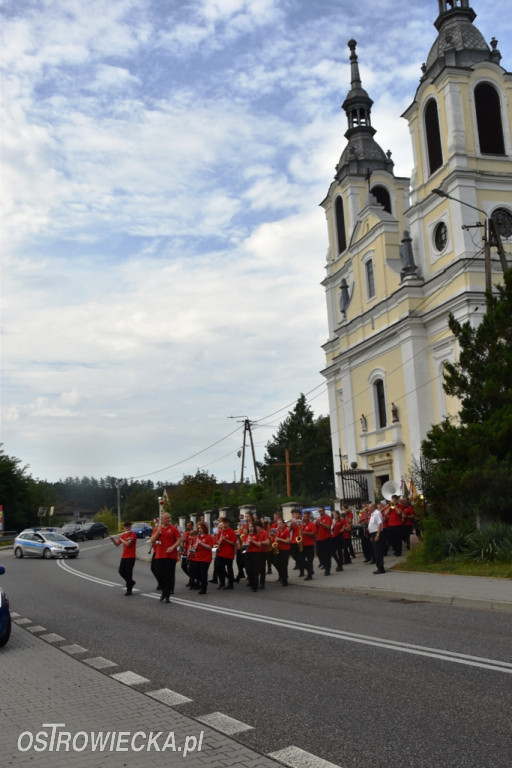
321, 1, 512, 495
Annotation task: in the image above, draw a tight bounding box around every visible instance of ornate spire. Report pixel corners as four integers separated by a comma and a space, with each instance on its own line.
335, 40, 393, 180
342, 40, 373, 134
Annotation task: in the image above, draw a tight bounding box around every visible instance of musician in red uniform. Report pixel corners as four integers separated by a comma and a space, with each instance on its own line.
149, 513, 182, 603
111, 521, 137, 596
341, 510, 353, 565
315, 506, 333, 575
214, 518, 237, 589
342, 505, 356, 559
386, 494, 404, 556
331, 511, 344, 572
359, 503, 374, 563
274, 518, 291, 586
192, 521, 214, 594
234, 519, 247, 583
289, 509, 303, 573
242, 522, 263, 592
400, 496, 415, 550
300, 511, 316, 580
255, 520, 269, 589
181, 520, 195, 586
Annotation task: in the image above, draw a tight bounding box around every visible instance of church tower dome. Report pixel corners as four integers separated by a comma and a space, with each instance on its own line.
424, 0, 501, 79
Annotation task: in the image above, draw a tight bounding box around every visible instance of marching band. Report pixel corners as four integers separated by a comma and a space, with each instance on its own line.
147, 497, 417, 599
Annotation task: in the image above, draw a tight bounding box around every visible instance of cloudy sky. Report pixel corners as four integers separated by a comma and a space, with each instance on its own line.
2, 0, 511, 485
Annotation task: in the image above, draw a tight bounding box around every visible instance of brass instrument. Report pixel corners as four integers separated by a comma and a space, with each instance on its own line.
295, 518, 303, 551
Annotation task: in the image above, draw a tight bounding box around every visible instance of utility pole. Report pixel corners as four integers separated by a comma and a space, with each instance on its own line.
232, 417, 259, 484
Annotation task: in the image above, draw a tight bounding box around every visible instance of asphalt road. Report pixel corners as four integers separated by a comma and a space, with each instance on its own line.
3, 540, 512, 768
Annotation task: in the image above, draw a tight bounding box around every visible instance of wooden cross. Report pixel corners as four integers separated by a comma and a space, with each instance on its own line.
274, 449, 302, 497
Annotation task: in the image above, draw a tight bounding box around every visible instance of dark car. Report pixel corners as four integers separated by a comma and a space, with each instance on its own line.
131, 522, 153, 539
81, 522, 109, 540
61, 524, 86, 542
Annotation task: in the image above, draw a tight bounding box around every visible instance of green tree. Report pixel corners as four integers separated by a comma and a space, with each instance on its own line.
124, 487, 159, 522
422, 269, 512, 526
165, 470, 218, 521
258, 394, 334, 500
94, 506, 118, 533
0, 447, 57, 531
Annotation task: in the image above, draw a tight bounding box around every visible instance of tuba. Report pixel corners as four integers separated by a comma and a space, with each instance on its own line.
382, 480, 401, 501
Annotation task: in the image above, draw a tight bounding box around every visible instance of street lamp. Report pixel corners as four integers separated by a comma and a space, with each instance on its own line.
432, 187, 492, 291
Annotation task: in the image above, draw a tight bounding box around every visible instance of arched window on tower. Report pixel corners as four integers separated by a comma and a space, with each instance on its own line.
371, 185, 392, 214
335, 196, 347, 254
424, 99, 443, 175
475, 82, 505, 155
373, 378, 387, 429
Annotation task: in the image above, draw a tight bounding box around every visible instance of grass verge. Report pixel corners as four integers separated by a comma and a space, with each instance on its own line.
393, 545, 512, 578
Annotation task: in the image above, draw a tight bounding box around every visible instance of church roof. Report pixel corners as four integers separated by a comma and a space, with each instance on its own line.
424, 3, 498, 80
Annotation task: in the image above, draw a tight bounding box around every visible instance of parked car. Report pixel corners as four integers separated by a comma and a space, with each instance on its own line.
60, 523, 86, 542
0, 565, 11, 647
13, 531, 80, 559
81, 522, 109, 540
131, 522, 153, 539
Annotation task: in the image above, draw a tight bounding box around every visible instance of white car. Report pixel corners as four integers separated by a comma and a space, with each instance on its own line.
13, 530, 80, 559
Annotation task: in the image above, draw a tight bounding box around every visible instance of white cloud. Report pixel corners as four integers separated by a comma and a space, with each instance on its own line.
1, 0, 510, 482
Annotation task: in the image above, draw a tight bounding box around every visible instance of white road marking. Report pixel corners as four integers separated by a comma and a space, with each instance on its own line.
110, 671, 150, 686
26, 625, 47, 633
166, 596, 512, 675
83, 656, 118, 669
13, 617, 32, 625
147, 688, 192, 706
196, 712, 253, 735
39, 633, 65, 643
61, 644, 88, 654
57, 561, 512, 675
269, 746, 342, 768
57, 557, 122, 587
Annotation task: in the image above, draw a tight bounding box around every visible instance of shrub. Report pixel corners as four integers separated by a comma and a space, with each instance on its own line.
465, 524, 512, 562
443, 529, 469, 558
421, 517, 446, 563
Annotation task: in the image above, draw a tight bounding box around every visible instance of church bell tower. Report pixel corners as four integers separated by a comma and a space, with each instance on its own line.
322, 1, 512, 498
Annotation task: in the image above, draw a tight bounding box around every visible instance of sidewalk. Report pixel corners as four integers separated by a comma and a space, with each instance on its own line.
1, 625, 291, 768
295, 553, 512, 613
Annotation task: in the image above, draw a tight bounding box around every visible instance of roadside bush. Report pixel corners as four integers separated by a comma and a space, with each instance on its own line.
94, 507, 118, 534
420, 517, 445, 563
465, 524, 512, 562
443, 529, 468, 558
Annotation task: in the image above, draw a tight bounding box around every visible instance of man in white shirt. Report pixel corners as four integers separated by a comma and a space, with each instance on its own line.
368, 503, 385, 574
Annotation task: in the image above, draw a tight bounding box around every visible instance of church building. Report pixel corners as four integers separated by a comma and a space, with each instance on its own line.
321, 1, 512, 495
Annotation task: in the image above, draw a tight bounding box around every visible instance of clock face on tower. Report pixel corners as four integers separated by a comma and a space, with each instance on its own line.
492, 208, 512, 239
